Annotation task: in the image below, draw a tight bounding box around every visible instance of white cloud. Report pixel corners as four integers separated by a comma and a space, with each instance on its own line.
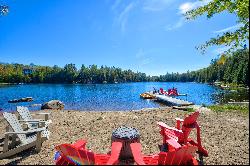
143, 0, 175, 12
179, 0, 212, 14
213, 24, 244, 34
165, 17, 186, 31
166, 0, 212, 31
116, 2, 136, 33
179, 2, 193, 14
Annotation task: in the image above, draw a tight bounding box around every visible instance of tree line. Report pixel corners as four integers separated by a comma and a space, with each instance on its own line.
0, 49, 249, 86
157, 49, 249, 86
0, 63, 149, 84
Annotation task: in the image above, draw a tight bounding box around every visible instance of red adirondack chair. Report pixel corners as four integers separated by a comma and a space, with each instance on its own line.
157, 110, 208, 158
55, 139, 123, 165
157, 144, 198, 165
167, 88, 178, 96
55, 140, 96, 165
130, 142, 198, 165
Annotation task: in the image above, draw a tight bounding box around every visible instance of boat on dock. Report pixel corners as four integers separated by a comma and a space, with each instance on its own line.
140, 87, 193, 106
140, 92, 156, 99
155, 95, 193, 106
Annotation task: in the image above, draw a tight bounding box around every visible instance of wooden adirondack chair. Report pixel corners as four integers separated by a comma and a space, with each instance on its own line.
157, 110, 208, 157
16, 106, 51, 129
0, 112, 49, 159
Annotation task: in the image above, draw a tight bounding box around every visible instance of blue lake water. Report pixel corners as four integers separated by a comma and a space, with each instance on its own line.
0, 82, 220, 112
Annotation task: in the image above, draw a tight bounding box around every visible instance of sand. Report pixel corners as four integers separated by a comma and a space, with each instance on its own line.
0, 107, 249, 165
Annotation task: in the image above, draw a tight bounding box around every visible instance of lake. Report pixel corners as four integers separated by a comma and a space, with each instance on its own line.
0, 82, 221, 112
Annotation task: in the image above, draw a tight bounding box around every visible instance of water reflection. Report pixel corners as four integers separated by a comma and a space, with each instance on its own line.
212, 88, 249, 104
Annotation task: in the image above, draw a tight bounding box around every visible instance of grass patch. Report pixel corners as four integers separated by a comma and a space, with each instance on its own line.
208, 104, 249, 115
186, 107, 195, 112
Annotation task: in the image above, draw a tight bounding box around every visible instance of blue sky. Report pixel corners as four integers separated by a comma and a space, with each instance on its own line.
0, 0, 241, 76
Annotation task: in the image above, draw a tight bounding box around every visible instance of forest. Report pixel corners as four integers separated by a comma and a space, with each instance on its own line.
157, 49, 249, 85
0, 49, 249, 86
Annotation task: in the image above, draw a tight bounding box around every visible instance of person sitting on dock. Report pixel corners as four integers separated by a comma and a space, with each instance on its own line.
153, 87, 157, 94
160, 88, 165, 95
167, 87, 178, 96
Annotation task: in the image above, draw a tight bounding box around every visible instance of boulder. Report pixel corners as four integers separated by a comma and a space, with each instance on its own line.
8, 97, 33, 103
41, 100, 64, 110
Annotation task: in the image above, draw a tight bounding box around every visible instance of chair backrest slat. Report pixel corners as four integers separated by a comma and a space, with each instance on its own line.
183, 110, 200, 126
56, 143, 96, 165
56, 144, 85, 165
17, 106, 33, 121
3, 112, 27, 143
17, 106, 34, 129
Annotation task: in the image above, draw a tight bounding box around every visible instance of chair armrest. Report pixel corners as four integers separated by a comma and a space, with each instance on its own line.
5, 128, 45, 135
33, 113, 50, 115
130, 143, 146, 165
157, 122, 183, 133
21, 119, 51, 123
175, 118, 184, 122
106, 142, 122, 165
19, 120, 42, 123
73, 139, 87, 149
165, 138, 181, 149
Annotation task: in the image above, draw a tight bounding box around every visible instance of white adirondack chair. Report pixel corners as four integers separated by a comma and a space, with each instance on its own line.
0, 112, 50, 159
16, 106, 52, 129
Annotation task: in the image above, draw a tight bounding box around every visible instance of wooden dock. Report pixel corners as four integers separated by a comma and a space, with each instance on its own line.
155, 95, 193, 106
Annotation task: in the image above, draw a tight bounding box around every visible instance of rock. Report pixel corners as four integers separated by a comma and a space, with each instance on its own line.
8, 97, 33, 103
41, 100, 64, 110
97, 117, 103, 120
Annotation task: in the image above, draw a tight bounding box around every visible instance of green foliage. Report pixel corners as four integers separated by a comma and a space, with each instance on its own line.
0, 63, 151, 84
156, 49, 249, 86
186, 107, 195, 112
185, 0, 249, 54
0, 49, 248, 85
208, 104, 249, 115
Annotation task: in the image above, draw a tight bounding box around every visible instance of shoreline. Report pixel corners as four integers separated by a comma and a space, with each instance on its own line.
0, 105, 210, 115
0, 83, 18, 85
1, 81, 249, 89
0, 102, 249, 116
0, 107, 249, 165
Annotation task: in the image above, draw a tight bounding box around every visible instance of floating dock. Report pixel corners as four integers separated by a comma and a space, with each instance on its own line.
155, 95, 193, 106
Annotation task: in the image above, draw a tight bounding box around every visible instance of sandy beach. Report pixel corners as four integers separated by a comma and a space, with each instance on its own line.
0, 107, 249, 165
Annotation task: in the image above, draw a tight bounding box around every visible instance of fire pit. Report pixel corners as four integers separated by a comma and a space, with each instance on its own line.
111, 126, 140, 160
